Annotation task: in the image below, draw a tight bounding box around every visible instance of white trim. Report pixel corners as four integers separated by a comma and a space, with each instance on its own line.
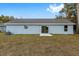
4, 23, 75, 26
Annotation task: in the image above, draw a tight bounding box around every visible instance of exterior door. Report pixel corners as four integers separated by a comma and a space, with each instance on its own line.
41, 26, 48, 33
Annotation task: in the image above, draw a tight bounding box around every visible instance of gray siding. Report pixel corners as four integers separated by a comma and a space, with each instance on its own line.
6, 26, 41, 34
49, 26, 74, 34
6, 25, 74, 34
0, 26, 6, 32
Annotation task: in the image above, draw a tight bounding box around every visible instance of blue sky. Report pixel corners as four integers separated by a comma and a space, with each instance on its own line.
0, 3, 64, 18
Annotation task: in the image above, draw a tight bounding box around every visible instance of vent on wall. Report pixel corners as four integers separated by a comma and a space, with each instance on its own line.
24, 25, 28, 29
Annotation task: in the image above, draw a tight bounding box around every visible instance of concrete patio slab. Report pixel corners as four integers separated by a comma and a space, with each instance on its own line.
40, 33, 52, 36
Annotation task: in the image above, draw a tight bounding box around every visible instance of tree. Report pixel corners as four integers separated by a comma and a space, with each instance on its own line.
59, 3, 77, 22
59, 3, 78, 33
0, 15, 10, 23
9, 16, 15, 20
76, 3, 79, 33
55, 15, 63, 19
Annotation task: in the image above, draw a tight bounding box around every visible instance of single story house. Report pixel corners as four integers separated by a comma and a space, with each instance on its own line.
0, 18, 75, 34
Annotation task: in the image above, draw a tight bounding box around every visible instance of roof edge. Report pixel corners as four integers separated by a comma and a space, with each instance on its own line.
4, 23, 75, 26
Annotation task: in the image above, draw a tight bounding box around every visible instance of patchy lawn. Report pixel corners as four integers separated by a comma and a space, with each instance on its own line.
0, 33, 79, 56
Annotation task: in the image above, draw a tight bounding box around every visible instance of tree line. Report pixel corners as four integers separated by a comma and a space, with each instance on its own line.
0, 15, 15, 23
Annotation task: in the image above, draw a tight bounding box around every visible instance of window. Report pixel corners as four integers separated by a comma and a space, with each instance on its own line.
24, 25, 28, 29
73, 25, 76, 33
42, 26, 48, 33
64, 25, 68, 31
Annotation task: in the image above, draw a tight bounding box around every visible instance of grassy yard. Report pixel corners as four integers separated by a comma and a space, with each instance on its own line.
0, 33, 79, 56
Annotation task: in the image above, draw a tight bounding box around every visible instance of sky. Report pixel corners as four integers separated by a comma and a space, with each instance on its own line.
0, 3, 64, 18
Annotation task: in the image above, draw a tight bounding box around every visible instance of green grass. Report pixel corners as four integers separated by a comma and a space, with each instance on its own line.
0, 33, 79, 56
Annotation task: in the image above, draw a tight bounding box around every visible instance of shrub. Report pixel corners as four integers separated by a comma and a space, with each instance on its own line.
5, 31, 13, 35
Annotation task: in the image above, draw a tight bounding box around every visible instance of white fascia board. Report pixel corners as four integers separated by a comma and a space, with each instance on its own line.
4, 23, 76, 26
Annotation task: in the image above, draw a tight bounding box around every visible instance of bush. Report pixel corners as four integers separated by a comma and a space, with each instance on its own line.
5, 32, 12, 35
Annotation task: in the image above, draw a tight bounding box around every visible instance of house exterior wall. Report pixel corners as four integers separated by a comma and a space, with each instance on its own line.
0, 24, 5, 32
0, 27, 4, 32
0, 26, 6, 32
49, 26, 74, 34
5, 25, 74, 34
6, 26, 41, 34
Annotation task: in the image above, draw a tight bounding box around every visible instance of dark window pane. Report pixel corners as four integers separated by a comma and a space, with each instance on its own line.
64, 25, 68, 31
64, 25, 68, 28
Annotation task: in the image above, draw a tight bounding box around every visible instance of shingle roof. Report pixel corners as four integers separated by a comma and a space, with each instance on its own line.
5, 18, 75, 26
7, 18, 74, 23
